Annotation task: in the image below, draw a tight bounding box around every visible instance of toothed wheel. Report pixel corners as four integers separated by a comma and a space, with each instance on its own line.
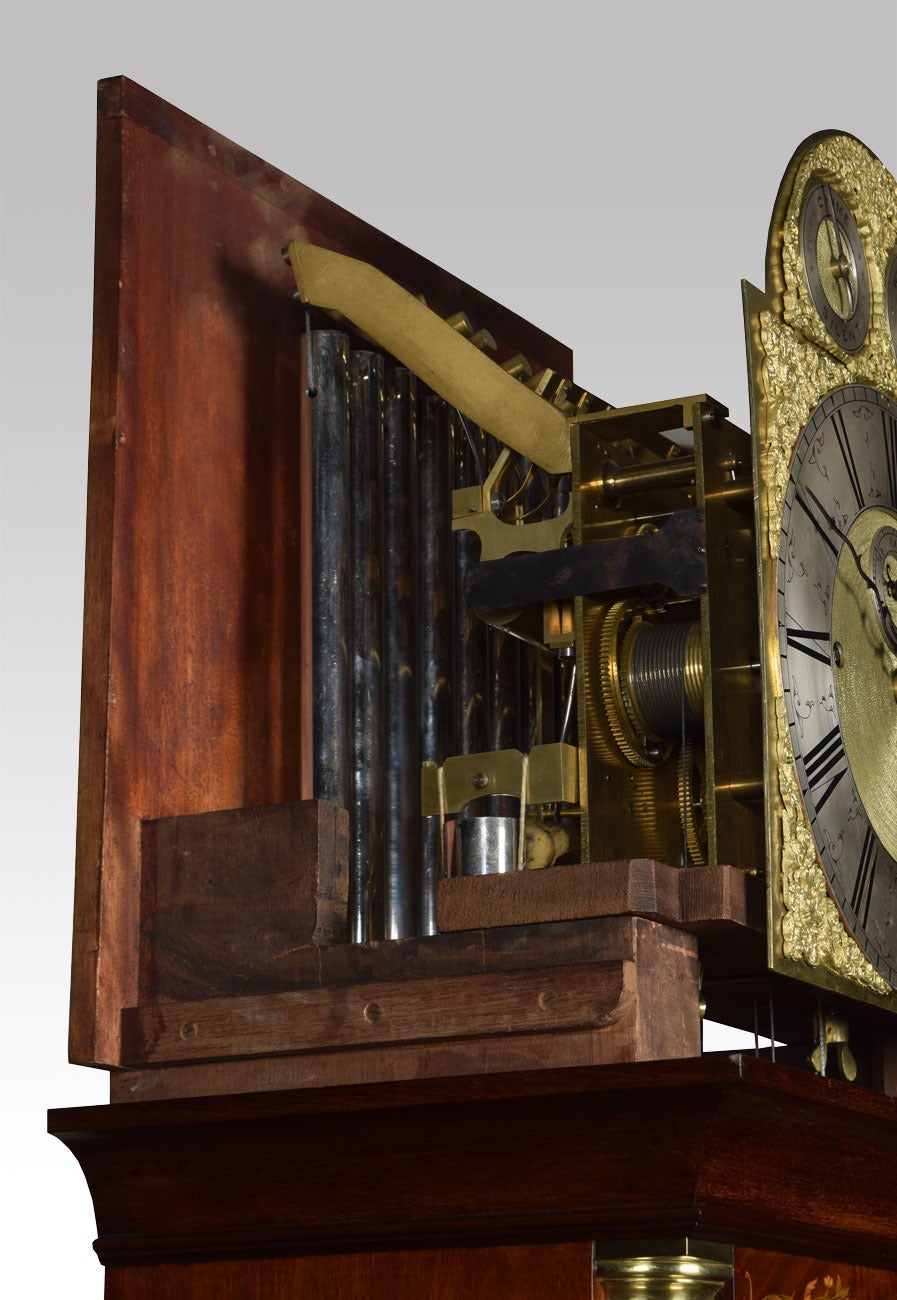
677, 741, 707, 865
594, 599, 672, 768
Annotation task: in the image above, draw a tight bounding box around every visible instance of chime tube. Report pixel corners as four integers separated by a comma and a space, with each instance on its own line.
453, 419, 489, 760
418, 396, 454, 936
383, 368, 419, 939
348, 351, 385, 943
486, 435, 521, 817
311, 331, 351, 809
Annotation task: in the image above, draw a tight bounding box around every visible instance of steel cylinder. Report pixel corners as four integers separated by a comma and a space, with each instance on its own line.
456, 816, 518, 876
311, 331, 351, 809
453, 417, 489, 761
418, 395, 454, 934
348, 351, 385, 942
382, 368, 419, 939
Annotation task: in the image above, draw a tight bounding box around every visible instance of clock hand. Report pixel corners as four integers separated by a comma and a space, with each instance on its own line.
822, 184, 856, 316
804, 486, 897, 647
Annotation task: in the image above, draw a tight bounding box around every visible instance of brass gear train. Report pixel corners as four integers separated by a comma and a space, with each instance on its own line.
587, 598, 706, 862
677, 741, 708, 865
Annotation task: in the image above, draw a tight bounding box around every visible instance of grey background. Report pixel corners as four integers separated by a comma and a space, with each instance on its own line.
1, 1, 895, 1293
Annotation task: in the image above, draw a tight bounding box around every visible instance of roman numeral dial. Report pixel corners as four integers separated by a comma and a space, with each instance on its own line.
777, 386, 897, 987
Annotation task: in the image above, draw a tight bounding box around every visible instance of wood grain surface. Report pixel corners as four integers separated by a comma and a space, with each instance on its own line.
437, 859, 763, 934
104, 1243, 596, 1300
116, 916, 698, 1084
733, 1247, 897, 1300
122, 960, 636, 1065
48, 1055, 897, 1269
140, 800, 349, 1001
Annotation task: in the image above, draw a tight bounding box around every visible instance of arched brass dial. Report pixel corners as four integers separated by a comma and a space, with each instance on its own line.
799, 183, 870, 353
777, 385, 897, 986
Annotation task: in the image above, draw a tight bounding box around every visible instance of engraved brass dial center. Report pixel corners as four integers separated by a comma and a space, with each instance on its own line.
832, 505, 897, 861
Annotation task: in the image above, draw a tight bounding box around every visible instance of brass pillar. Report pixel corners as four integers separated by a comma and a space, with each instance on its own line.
593, 1238, 733, 1300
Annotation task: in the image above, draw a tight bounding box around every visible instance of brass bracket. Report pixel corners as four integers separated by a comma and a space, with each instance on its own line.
286, 240, 574, 473
453, 446, 573, 561
421, 743, 579, 817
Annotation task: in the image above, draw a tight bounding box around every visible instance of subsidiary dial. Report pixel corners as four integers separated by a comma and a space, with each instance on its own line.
800, 183, 870, 353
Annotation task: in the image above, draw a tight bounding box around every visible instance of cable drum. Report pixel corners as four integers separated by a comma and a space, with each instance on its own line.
624, 620, 703, 740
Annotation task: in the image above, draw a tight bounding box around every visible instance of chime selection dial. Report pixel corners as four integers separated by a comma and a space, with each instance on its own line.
777, 385, 897, 985
799, 182, 870, 352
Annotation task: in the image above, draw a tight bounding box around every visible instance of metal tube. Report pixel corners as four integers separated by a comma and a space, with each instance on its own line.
456, 816, 518, 876
598, 454, 697, 501
453, 419, 489, 760
418, 396, 454, 935
486, 436, 519, 817
348, 351, 385, 943
382, 368, 419, 939
311, 331, 351, 809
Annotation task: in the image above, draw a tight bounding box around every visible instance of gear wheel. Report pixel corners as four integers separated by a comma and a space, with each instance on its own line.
676, 741, 707, 865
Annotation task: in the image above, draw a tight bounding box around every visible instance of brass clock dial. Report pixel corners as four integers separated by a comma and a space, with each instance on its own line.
799, 182, 870, 353
748, 130, 897, 1010
777, 385, 897, 986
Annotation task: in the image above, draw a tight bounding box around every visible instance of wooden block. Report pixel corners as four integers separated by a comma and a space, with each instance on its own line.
114, 917, 700, 1097
437, 858, 763, 936
437, 859, 679, 932
140, 800, 347, 1002
122, 960, 636, 1066
678, 861, 764, 931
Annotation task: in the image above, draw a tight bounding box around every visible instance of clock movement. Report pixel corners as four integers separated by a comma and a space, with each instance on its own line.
48, 84, 897, 1300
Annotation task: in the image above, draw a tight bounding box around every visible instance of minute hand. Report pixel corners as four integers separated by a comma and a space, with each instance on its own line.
804, 487, 894, 638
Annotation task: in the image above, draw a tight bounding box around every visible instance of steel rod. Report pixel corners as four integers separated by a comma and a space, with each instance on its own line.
382, 368, 419, 938
418, 395, 455, 935
311, 331, 351, 810
348, 351, 385, 942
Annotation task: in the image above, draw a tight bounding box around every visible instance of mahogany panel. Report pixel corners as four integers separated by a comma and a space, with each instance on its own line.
733, 1248, 897, 1300
49, 1057, 897, 1268
104, 1242, 594, 1300
73, 77, 575, 1070
97, 79, 576, 376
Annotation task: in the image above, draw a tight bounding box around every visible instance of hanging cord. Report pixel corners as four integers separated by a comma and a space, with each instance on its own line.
457, 413, 484, 485
305, 309, 317, 398
680, 671, 688, 868
517, 752, 529, 871
559, 660, 577, 745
